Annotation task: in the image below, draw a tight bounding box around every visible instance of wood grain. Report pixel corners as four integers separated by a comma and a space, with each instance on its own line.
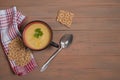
0, 0, 120, 80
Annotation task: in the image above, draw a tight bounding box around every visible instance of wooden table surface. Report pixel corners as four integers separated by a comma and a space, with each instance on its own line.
0, 0, 120, 80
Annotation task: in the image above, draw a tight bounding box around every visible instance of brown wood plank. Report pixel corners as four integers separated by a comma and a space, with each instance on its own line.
19, 17, 120, 31
13, 6, 120, 18
52, 31, 120, 43
1, 5, 120, 18
1, 0, 120, 6
1, 51, 120, 80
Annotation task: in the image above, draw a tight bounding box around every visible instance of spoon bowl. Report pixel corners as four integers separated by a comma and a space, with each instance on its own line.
60, 34, 73, 48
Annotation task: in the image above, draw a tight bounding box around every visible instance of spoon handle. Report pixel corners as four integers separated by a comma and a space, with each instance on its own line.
40, 47, 63, 72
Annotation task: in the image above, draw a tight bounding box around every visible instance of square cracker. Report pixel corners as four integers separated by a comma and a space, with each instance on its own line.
57, 10, 74, 27
8, 37, 32, 66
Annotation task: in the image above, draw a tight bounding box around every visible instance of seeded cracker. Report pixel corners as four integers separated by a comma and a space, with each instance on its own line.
57, 10, 74, 27
8, 37, 32, 66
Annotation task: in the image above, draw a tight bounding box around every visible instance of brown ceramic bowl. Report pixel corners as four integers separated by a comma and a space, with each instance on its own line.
22, 20, 59, 50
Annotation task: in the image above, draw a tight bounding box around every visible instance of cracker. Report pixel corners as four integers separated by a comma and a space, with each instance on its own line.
57, 10, 74, 27
8, 37, 32, 66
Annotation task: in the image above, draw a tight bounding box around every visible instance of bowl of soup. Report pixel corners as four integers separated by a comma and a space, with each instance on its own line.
22, 20, 58, 50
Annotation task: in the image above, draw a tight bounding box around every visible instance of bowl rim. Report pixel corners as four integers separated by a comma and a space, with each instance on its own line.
22, 20, 53, 51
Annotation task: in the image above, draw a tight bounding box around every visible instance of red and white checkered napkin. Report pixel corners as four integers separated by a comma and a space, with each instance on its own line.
0, 7, 37, 76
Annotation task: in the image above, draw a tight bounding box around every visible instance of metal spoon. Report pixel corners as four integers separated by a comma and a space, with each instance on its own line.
40, 34, 73, 72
